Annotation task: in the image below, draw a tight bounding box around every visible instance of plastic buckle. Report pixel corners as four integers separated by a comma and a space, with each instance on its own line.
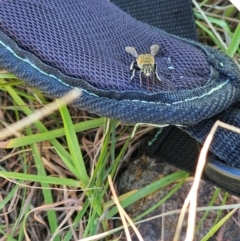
205, 158, 240, 194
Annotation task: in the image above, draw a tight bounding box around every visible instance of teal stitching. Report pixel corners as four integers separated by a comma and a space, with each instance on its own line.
148, 128, 163, 146
0, 39, 98, 98
169, 80, 229, 106
0, 39, 230, 106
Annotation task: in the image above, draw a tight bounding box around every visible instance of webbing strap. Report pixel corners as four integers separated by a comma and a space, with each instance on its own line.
112, 0, 197, 40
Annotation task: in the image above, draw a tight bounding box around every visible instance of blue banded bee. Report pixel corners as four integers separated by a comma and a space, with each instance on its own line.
125, 44, 161, 88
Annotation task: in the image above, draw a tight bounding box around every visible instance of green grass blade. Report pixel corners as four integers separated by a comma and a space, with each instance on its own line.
59, 103, 89, 186
0, 171, 80, 187
7, 118, 106, 148
226, 23, 240, 57
201, 208, 237, 241
0, 231, 17, 241
0, 185, 19, 211
212, 192, 228, 227
194, 12, 232, 35
82, 120, 114, 237
62, 200, 91, 241
2, 81, 73, 163
195, 188, 221, 232
0, 79, 24, 86
0, 73, 18, 78
29, 132, 60, 241
133, 175, 188, 222
54, 147, 80, 178
195, 20, 225, 51
106, 170, 188, 218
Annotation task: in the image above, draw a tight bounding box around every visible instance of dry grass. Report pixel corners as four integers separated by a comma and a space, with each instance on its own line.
0, 0, 240, 240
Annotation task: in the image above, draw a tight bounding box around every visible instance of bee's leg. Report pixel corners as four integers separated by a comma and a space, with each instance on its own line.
130, 68, 136, 82
129, 61, 137, 82
130, 61, 135, 72
154, 64, 162, 82
152, 72, 155, 85
139, 71, 142, 87
155, 71, 161, 82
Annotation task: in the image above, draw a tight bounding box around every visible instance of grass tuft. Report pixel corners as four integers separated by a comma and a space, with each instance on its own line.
0, 1, 239, 240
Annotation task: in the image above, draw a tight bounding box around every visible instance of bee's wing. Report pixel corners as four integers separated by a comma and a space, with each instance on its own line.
150, 44, 160, 57
125, 47, 139, 58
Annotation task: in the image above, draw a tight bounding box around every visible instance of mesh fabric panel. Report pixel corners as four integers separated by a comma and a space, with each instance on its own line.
0, 0, 209, 93
0, 0, 240, 168
1, 0, 239, 125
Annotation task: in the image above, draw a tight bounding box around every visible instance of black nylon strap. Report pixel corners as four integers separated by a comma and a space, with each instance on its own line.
112, 0, 197, 40
143, 126, 240, 196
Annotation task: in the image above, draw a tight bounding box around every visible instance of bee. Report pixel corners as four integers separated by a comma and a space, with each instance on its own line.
125, 44, 161, 88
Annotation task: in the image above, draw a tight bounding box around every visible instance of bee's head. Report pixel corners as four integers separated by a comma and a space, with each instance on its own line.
142, 65, 154, 76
